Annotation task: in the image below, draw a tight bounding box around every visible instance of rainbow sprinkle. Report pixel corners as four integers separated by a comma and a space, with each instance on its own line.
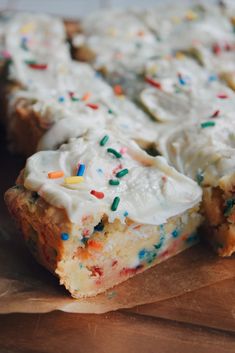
211, 110, 220, 118
107, 148, 122, 158
201, 121, 216, 128
25, 60, 48, 70
77, 164, 86, 176
61, 233, 69, 241
111, 196, 120, 211
217, 93, 228, 99
90, 190, 104, 199
86, 103, 99, 110
116, 169, 128, 178
145, 76, 162, 89
224, 198, 235, 216
109, 179, 120, 186
48, 171, 64, 179
178, 73, 186, 85
99, 135, 109, 146
64, 176, 84, 184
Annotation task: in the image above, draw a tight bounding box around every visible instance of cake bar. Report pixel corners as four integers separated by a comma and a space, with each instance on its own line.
1, 12, 158, 155
5, 128, 202, 297
158, 112, 235, 256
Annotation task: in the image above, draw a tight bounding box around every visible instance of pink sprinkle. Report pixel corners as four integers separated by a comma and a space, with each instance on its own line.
217, 93, 228, 99
82, 229, 90, 237
120, 147, 127, 155
2, 50, 11, 59
162, 176, 167, 182
112, 164, 122, 175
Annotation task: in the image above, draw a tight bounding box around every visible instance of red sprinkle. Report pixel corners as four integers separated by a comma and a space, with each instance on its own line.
86, 103, 99, 110
113, 84, 123, 95
68, 91, 75, 97
28, 63, 48, 70
212, 43, 221, 55
145, 76, 162, 89
90, 266, 103, 277
217, 93, 228, 99
211, 109, 220, 118
90, 190, 104, 199
120, 265, 143, 276
224, 43, 232, 51
112, 260, 118, 267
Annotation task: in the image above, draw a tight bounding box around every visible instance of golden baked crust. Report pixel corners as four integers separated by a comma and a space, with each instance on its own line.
202, 187, 235, 256
5, 183, 201, 298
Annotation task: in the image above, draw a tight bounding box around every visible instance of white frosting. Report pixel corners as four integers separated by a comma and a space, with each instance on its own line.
157, 113, 235, 188
140, 56, 235, 122
77, 9, 162, 79
24, 128, 202, 225
140, 3, 234, 50
4, 13, 157, 149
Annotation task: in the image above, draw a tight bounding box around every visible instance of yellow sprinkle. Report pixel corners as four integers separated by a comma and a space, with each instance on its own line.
117, 94, 125, 100
147, 65, 158, 76
64, 176, 84, 184
171, 16, 181, 24
175, 51, 186, 60
21, 22, 34, 34
185, 10, 198, 21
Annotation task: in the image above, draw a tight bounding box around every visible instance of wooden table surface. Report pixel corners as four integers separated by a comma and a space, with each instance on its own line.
0, 129, 235, 353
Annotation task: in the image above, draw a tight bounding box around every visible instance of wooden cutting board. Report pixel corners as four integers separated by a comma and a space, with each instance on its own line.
0, 128, 235, 353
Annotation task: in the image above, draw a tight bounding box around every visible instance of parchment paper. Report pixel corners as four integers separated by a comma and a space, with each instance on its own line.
0, 129, 235, 314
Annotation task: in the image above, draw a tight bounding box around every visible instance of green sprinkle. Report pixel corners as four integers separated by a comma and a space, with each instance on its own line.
224, 198, 235, 216
196, 170, 204, 185
24, 59, 36, 65
201, 121, 216, 128
108, 109, 113, 114
116, 169, 128, 178
109, 179, 120, 186
71, 97, 79, 102
107, 148, 122, 158
99, 135, 109, 146
111, 196, 120, 211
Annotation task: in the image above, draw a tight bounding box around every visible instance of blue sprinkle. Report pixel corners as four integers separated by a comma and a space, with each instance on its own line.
172, 229, 179, 238
79, 263, 83, 269
58, 96, 65, 102
95, 71, 102, 78
94, 221, 104, 232
178, 74, 186, 85
77, 163, 85, 176
97, 168, 103, 174
61, 232, 69, 241
138, 249, 146, 259
208, 74, 217, 82
81, 237, 89, 245
186, 233, 199, 244
124, 211, 128, 217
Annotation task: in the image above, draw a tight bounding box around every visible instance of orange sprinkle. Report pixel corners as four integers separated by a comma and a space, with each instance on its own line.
76, 247, 91, 260
182, 234, 188, 241
48, 171, 64, 179
88, 239, 103, 251
82, 92, 91, 101
137, 30, 145, 37
113, 85, 123, 96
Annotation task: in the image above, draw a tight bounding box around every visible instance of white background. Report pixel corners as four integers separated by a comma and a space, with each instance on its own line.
0, 0, 216, 17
